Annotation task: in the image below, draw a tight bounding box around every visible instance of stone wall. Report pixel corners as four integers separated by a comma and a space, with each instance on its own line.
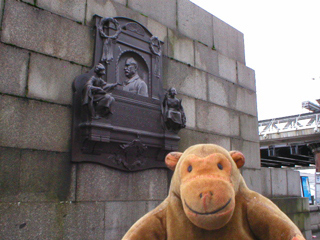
1, 0, 259, 239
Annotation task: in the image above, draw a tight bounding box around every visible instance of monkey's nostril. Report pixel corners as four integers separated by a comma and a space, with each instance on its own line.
210, 191, 213, 196
200, 193, 203, 199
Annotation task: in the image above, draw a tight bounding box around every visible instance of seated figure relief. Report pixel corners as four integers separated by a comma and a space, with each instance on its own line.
122, 57, 148, 97
163, 87, 186, 132
82, 63, 121, 119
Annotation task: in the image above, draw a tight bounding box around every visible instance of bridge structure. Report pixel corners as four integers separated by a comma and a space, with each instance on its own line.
259, 111, 320, 169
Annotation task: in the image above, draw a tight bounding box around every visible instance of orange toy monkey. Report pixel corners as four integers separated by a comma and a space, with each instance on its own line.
122, 144, 306, 240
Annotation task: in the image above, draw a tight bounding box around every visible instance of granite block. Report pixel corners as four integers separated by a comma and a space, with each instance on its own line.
105, 201, 161, 240
21, 0, 34, 4
1, 0, 93, 66
218, 54, 237, 83
0, 147, 21, 201
287, 169, 301, 197
241, 168, 262, 194
240, 114, 259, 142
212, 15, 245, 63
0, 43, 29, 96
0, 202, 61, 240
76, 163, 168, 201
237, 62, 256, 91
178, 128, 231, 152
59, 202, 105, 240
19, 150, 72, 202
147, 18, 168, 56
0, 95, 71, 152
208, 75, 229, 108
167, 29, 195, 66
37, 0, 86, 23
177, 0, 213, 48
236, 87, 258, 116
28, 53, 82, 105
261, 167, 272, 197
112, 1, 148, 27
195, 41, 219, 75
271, 168, 288, 197
178, 94, 195, 128
128, 0, 176, 30
310, 211, 320, 225
196, 101, 239, 137
231, 139, 260, 169
163, 59, 207, 100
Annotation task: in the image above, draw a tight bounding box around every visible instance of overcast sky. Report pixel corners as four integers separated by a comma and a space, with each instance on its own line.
190, 0, 320, 120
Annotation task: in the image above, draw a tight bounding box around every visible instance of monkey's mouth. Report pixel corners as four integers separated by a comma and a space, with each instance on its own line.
184, 198, 232, 215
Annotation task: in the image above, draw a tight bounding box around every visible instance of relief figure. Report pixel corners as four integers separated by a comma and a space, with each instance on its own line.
163, 87, 186, 132
83, 63, 120, 119
123, 57, 148, 97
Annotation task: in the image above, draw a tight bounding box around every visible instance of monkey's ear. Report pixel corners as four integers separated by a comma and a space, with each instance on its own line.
165, 152, 183, 171
229, 151, 245, 169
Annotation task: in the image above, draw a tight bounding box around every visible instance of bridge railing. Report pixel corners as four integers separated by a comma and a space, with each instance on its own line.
259, 113, 320, 136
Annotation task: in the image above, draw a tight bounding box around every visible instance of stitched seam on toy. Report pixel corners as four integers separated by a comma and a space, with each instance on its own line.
184, 198, 232, 215
183, 175, 230, 184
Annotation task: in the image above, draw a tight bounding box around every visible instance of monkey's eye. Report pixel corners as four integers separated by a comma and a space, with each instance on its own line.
218, 163, 223, 170
187, 165, 192, 172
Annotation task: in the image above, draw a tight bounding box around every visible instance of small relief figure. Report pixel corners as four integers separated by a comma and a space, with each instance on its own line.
82, 63, 121, 119
163, 87, 186, 132
123, 57, 148, 97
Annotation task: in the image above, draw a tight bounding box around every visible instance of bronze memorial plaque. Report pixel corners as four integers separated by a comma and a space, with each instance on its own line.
72, 16, 186, 171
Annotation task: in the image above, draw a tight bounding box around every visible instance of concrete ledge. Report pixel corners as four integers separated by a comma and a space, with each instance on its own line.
241, 168, 262, 194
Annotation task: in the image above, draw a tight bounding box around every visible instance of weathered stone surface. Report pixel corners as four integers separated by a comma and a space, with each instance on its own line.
241, 168, 262, 194
237, 62, 256, 91
0, 148, 73, 202
240, 114, 259, 142
287, 169, 301, 197
236, 87, 258, 116
231, 139, 260, 169
0, 202, 105, 240
1, 0, 93, 66
271, 168, 288, 196
128, 0, 176, 30
105, 200, 161, 240
163, 58, 207, 100
0, 202, 61, 240
147, 18, 168, 56
28, 53, 82, 105
112, 1, 148, 27
195, 41, 219, 75
178, 128, 231, 152
196, 101, 239, 137
147, 18, 167, 42
86, 0, 117, 23
59, 202, 105, 240
0, 147, 21, 201
177, 0, 213, 48
19, 150, 72, 202
0, 43, 28, 96
167, 29, 195, 66
0, 95, 71, 152
261, 167, 272, 197
208, 75, 229, 108
76, 163, 168, 201
37, 0, 86, 23
178, 94, 195, 128
218, 54, 237, 83
212, 16, 245, 64
0, 0, 4, 26
21, 0, 34, 4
